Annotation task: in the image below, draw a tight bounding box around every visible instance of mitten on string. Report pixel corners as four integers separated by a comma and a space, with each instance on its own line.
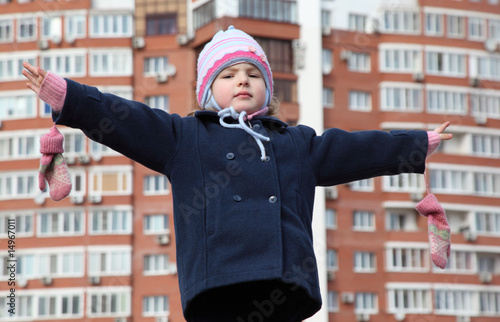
416, 193, 451, 269
39, 125, 72, 201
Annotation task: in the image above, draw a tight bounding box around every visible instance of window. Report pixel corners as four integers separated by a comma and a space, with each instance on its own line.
430, 168, 470, 194
350, 179, 373, 191
386, 245, 429, 272
355, 293, 377, 313
386, 212, 417, 232
383, 11, 419, 34
90, 49, 133, 76
354, 252, 376, 273
143, 295, 169, 316
489, 19, 500, 41
88, 287, 131, 317
0, 18, 13, 43
435, 289, 474, 315
90, 141, 120, 157
274, 79, 297, 103
325, 209, 337, 230
447, 15, 465, 38
349, 14, 367, 32
144, 254, 175, 275
38, 251, 84, 277
323, 87, 334, 108
41, 15, 62, 41
41, 52, 86, 77
90, 208, 132, 235
427, 89, 467, 114
145, 95, 169, 112
193, 0, 215, 29
328, 291, 339, 312
90, 13, 133, 37
480, 291, 500, 315
0, 131, 38, 160
477, 55, 500, 81
478, 254, 497, 273
17, 17, 36, 41
88, 248, 131, 276
89, 167, 132, 195
349, 91, 371, 112
440, 250, 473, 273
144, 214, 169, 234
353, 211, 375, 231
383, 174, 424, 192
16, 254, 36, 278
474, 172, 500, 196
472, 134, 500, 158
322, 48, 333, 74
426, 51, 466, 77
38, 293, 82, 318
63, 132, 86, 155
387, 287, 431, 314
0, 212, 33, 237
348, 52, 370, 72
255, 38, 293, 74
0, 172, 37, 200
380, 86, 423, 112
469, 17, 486, 41
475, 211, 500, 235
146, 13, 177, 35
144, 175, 169, 195
380, 48, 421, 72
238, 0, 298, 24
425, 13, 443, 36
38, 210, 84, 237
0, 91, 36, 119
65, 14, 86, 40
0, 55, 36, 82
327, 249, 338, 271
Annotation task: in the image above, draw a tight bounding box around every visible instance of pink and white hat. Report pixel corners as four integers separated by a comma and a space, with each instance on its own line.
196, 26, 273, 111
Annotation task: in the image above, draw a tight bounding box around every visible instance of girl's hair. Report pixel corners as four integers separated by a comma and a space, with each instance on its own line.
188, 95, 280, 117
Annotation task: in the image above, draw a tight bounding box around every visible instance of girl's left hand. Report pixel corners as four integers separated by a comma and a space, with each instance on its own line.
433, 121, 453, 141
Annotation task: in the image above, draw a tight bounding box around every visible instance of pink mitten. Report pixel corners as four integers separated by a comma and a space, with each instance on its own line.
416, 193, 451, 269
39, 125, 72, 201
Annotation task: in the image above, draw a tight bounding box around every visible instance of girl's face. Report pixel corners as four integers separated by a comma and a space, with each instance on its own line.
211, 63, 267, 114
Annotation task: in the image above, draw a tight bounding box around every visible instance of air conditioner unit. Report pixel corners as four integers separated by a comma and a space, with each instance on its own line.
412, 72, 424, 82
89, 276, 101, 285
340, 50, 351, 62
156, 73, 169, 83
469, 77, 480, 87
177, 34, 189, 45
156, 317, 168, 322
156, 234, 170, 246
40, 276, 53, 286
410, 192, 424, 202
394, 311, 406, 321
484, 38, 498, 52
479, 271, 493, 284
51, 35, 62, 45
65, 156, 76, 165
92, 153, 103, 162
70, 195, 84, 204
355, 313, 370, 322
114, 318, 127, 322
78, 154, 90, 164
325, 187, 338, 200
89, 194, 102, 204
341, 292, 355, 304
38, 40, 49, 50
34, 194, 46, 205
322, 26, 331, 36
132, 36, 145, 49
474, 115, 487, 125
463, 230, 477, 242
456, 316, 470, 322
327, 270, 335, 281
65, 35, 76, 45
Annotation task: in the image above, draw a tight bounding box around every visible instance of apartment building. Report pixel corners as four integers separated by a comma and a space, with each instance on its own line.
0, 0, 499, 321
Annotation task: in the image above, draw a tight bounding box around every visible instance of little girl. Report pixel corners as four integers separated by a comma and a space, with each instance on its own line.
23, 26, 452, 322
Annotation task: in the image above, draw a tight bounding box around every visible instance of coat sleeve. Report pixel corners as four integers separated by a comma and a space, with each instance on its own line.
298, 126, 429, 187
53, 78, 183, 173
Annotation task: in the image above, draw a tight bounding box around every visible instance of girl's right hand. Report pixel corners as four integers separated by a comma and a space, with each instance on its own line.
22, 61, 48, 95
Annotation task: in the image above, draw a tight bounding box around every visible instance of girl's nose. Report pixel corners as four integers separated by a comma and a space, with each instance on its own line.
237, 73, 249, 86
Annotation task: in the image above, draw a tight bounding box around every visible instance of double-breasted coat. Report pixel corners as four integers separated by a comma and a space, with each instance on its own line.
54, 79, 429, 319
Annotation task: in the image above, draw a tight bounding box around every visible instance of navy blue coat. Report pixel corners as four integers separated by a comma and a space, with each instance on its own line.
55, 79, 429, 319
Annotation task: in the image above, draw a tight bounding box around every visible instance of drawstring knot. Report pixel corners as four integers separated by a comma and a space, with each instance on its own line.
218, 106, 270, 161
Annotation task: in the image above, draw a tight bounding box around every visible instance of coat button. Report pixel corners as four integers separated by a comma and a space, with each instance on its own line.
253, 124, 261, 131
233, 195, 242, 202
226, 152, 235, 160
269, 196, 277, 204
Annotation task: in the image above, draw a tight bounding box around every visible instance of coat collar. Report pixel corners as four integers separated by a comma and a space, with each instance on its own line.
194, 110, 288, 130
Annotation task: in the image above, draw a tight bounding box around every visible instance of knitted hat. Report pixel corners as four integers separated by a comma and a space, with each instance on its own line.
40, 125, 64, 154
196, 26, 273, 110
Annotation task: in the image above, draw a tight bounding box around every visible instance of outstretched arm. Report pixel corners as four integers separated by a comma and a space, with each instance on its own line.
22, 61, 47, 95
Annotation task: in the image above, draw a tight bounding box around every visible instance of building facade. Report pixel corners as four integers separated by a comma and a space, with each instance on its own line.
0, 0, 499, 321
